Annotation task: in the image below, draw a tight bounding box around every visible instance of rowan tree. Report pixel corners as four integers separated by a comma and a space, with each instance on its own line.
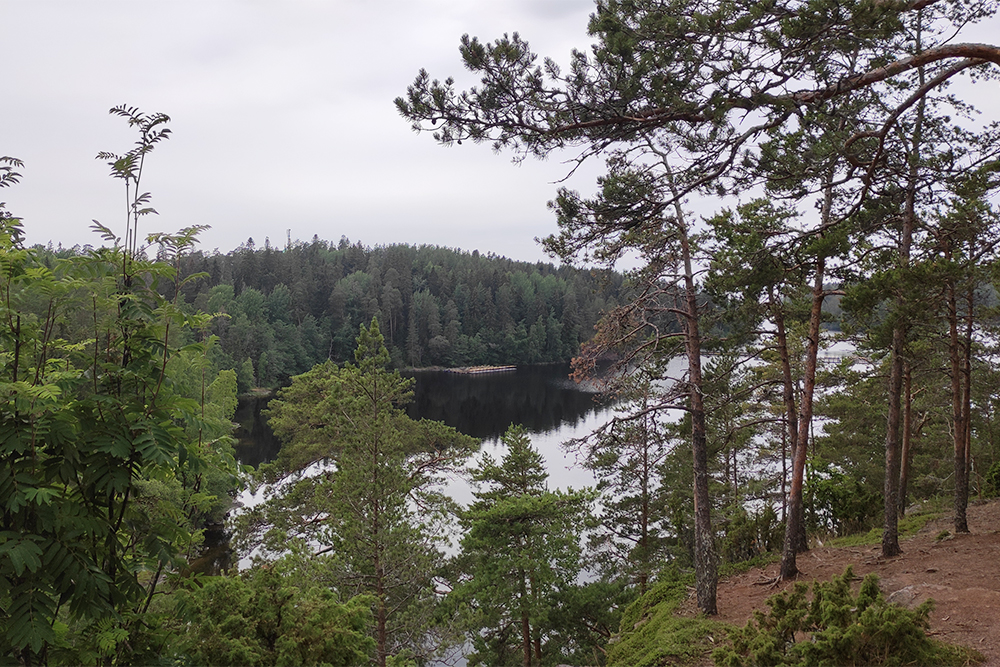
0, 109, 239, 664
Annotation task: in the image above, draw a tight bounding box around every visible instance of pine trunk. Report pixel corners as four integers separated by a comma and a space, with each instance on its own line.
883, 326, 904, 557
519, 568, 531, 667
884, 20, 924, 558
780, 252, 824, 579
681, 226, 717, 615
899, 362, 913, 517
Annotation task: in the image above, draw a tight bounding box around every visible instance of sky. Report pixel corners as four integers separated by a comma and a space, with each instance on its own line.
4, 0, 602, 264
5, 2, 1000, 266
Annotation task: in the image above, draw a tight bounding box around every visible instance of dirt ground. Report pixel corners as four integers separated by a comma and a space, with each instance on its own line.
683, 499, 1000, 665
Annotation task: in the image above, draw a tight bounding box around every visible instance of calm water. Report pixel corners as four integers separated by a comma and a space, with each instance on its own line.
407, 363, 618, 504
206, 364, 616, 578
217, 364, 619, 580
405, 364, 610, 440
234, 363, 618, 480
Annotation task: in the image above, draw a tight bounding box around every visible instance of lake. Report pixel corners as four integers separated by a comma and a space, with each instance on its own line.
231, 363, 619, 497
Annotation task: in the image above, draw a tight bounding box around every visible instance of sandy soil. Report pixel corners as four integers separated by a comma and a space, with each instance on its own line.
682, 498, 1000, 665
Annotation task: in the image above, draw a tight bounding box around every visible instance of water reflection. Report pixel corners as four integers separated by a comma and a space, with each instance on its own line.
234, 363, 616, 467
404, 363, 610, 442
233, 392, 282, 468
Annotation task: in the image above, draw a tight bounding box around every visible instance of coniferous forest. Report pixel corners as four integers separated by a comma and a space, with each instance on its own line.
179, 237, 624, 382
7, 1, 1000, 666
42, 234, 627, 389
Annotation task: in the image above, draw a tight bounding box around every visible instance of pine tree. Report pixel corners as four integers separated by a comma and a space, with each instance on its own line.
243, 318, 477, 666
453, 425, 593, 667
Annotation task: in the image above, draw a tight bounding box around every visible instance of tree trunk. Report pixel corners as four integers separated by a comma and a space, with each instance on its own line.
883, 22, 925, 557
899, 361, 913, 517
639, 410, 650, 595
780, 251, 825, 579
771, 301, 799, 482
950, 280, 972, 532
519, 567, 531, 667
376, 571, 388, 667
678, 214, 717, 615
664, 165, 717, 614
882, 274, 908, 557
950, 296, 968, 533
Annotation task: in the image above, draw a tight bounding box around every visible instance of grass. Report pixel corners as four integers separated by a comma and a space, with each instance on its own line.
827, 503, 942, 548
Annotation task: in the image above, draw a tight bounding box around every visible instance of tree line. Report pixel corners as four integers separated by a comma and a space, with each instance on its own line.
113, 234, 625, 386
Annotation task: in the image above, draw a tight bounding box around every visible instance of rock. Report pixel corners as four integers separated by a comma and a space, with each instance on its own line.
888, 586, 917, 607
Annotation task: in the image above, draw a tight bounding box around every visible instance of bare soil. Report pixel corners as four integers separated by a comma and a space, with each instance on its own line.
683, 498, 1000, 665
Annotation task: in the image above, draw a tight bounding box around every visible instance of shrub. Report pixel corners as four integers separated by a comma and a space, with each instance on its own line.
983, 460, 1000, 497
712, 567, 982, 667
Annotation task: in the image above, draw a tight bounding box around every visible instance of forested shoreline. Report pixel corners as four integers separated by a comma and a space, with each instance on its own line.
39, 237, 627, 388
8, 0, 1000, 663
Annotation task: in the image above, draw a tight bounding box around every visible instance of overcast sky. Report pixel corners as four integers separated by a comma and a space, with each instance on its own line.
5, 2, 1000, 266
5, 0, 605, 264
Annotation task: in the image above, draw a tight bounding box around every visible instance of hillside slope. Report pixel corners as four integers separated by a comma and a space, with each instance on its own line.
684, 499, 1000, 664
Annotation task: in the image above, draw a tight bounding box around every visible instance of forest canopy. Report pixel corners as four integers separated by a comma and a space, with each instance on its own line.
38, 236, 628, 386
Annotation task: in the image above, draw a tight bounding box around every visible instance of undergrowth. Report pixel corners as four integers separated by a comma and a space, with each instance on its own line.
606, 570, 728, 667
828, 505, 940, 548
712, 567, 983, 667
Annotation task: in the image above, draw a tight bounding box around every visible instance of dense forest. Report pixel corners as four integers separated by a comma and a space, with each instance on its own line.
43, 236, 626, 387
8, 0, 1000, 665
179, 237, 625, 380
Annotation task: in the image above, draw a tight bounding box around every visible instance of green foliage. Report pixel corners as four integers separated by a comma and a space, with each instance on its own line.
720, 505, 783, 565
607, 570, 724, 667
575, 371, 686, 591
170, 555, 374, 666
805, 464, 881, 537
984, 460, 1000, 497
828, 508, 939, 548
712, 568, 982, 667
238, 318, 477, 665
451, 425, 596, 667
0, 109, 238, 664
118, 237, 627, 381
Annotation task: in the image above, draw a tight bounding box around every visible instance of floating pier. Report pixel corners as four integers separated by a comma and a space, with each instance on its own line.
447, 365, 517, 375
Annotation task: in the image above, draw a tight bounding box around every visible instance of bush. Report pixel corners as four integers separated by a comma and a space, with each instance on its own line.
806, 466, 880, 537
983, 460, 1000, 497
712, 567, 982, 667
721, 505, 783, 564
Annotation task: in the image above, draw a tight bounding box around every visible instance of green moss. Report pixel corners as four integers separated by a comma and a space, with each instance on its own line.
608, 574, 731, 667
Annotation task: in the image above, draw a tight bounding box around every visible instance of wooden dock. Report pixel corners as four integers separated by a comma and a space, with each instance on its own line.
447, 365, 517, 375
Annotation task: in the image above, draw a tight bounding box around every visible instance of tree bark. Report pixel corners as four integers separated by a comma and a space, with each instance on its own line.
948, 281, 975, 533
639, 409, 651, 595
780, 251, 825, 579
772, 302, 799, 480
882, 250, 908, 558
519, 567, 531, 667
677, 210, 717, 615
884, 22, 923, 557
899, 361, 913, 517
666, 166, 717, 614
